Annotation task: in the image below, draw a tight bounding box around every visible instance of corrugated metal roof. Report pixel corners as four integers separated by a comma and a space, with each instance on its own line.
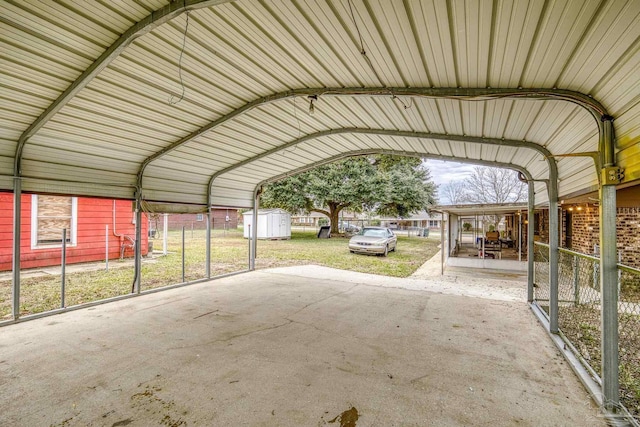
1, 0, 639, 209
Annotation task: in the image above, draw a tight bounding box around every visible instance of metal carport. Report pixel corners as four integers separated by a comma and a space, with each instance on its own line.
1, 0, 639, 418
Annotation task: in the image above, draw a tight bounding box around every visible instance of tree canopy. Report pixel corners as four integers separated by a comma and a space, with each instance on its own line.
260, 155, 436, 232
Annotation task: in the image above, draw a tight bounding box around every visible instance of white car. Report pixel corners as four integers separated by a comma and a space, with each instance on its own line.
348, 227, 397, 256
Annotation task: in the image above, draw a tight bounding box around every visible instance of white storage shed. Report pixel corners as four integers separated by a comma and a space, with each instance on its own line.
243, 209, 291, 240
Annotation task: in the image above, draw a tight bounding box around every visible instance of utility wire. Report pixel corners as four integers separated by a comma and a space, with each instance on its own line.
347, 0, 384, 86
169, 11, 190, 105
392, 95, 413, 110
283, 98, 301, 156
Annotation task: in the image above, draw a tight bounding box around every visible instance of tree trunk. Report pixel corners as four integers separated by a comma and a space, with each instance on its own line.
329, 204, 341, 234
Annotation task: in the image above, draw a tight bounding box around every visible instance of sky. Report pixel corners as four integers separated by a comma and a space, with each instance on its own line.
423, 160, 478, 204
424, 159, 476, 187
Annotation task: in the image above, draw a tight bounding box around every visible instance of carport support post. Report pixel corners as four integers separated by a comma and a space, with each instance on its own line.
600, 117, 619, 410
12, 177, 21, 320
205, 207, 211, 279
527, 182, 535, 303
440, 213, 445, 275
548, 178, 559, 333
133, 192, 142, 294
250, 189, 259, 271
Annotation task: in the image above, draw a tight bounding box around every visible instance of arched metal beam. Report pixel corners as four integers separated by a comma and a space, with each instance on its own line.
207, 128, 556, 203
139, 86, 606, 189
13, 0, 233, 176
254, 149, 534, 190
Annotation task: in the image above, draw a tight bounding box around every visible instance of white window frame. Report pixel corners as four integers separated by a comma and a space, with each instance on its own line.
31, 195, 78, 249
196, 213, 204, 221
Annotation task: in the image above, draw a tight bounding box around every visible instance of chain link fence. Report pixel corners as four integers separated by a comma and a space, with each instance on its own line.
0, 196, 252, 322
534, 242, 640, 420
533, 242, 550, 314
618, 264, 640, 417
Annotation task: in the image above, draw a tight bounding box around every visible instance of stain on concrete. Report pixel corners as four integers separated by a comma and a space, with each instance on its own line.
328, 407, 358, 427
112, 419, 133, 426
130, 381, 186, 427
193, 309, 219, 319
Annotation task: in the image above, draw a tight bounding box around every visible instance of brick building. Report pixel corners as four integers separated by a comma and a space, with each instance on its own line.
560, 187, 639, 268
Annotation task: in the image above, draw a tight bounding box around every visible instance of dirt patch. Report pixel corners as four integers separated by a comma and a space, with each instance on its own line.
328, 407, 359, 427
130, 380, 187, 427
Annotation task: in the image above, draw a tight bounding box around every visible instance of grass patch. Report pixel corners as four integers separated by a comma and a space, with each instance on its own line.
560, 304, 640, 417
0, 229, 439, 319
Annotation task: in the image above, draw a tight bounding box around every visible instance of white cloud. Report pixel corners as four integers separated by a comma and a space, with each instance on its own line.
424, 160, 476, 187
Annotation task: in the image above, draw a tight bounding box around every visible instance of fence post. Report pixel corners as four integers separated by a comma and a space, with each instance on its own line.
61, 228, 67, 308
548, 179, 560, 334
105, 225, 109, 272
163, 213, 168, 255
206, 207, 211, 279
247, 224, 251, 269
181, 225, 185, 283
440, 214, 445, 275
573, 256, 579, 306
133, 193, 142, 294
527, 182, 535, 303
250, 189, 259, 271
12, 177, 21, 320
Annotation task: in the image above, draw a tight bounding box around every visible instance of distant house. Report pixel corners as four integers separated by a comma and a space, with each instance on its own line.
291, 211, 363, 227
0, 193, 148, 271
163, 209, 238, 231
379, 211, 443, 230
291, 211, 331, 227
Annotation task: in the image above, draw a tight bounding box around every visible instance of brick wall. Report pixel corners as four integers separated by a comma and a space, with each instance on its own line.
617, 207, 640, 267
564, 206, 640, 269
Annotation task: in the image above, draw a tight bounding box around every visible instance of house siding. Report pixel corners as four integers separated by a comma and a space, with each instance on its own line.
0, 194, 148, 271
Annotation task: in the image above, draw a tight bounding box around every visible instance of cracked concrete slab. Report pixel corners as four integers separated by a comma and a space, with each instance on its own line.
0, 267, 604, 426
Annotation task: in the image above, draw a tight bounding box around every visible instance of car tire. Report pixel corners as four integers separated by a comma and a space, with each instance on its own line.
383, 244, 389, 257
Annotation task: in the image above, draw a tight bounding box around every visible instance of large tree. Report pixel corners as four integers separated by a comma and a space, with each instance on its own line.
439, 181, 468, 204
462, 166, 527, 204
260, 155, 436, 233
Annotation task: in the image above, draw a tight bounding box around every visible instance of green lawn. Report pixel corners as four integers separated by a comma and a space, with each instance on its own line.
0, 229, 439, 319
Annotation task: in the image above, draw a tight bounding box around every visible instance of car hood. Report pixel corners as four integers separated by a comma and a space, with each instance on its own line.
350, 235, 387, 244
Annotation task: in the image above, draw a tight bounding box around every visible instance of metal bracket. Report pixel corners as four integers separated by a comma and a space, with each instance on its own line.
601, 167, 624, 185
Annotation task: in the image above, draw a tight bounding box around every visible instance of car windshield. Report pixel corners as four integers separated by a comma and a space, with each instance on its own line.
361, 228, 387, 238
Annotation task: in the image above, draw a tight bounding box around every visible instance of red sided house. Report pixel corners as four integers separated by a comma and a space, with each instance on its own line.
0, 193, 148, 271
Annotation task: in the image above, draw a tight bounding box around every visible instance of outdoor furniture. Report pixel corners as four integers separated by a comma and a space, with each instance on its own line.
482, 231, 502, 259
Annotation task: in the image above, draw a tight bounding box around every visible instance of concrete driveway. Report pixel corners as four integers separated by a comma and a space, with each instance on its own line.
0, 266, 603, 426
